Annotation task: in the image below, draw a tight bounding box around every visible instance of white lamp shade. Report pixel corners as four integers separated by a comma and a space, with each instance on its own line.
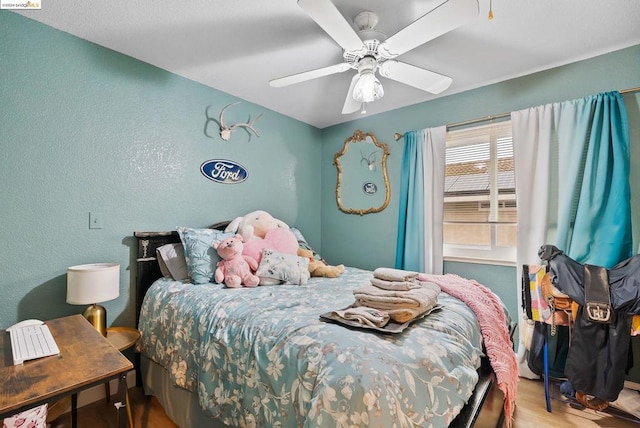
66, 263, 120, 305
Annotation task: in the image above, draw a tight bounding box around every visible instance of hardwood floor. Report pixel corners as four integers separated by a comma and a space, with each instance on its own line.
510, 378, 639, 428
47, 388, 177, 428
47, 378, 639, 428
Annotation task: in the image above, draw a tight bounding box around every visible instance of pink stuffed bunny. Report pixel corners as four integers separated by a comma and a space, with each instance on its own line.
213, 234, 260, 288
225, 210, 298, 264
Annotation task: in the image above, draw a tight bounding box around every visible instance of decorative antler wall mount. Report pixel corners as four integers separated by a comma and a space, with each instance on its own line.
360, 149, 381, 171
204, 102, 263, 141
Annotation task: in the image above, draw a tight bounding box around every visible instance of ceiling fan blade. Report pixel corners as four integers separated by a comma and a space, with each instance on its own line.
379, 60, 453, 94
342, 74, 361, 114
298, 0, 366, 54
270, 63, 351, 88
379, 0, 479, 58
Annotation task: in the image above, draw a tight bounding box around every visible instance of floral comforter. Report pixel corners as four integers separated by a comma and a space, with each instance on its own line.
137, 267, 486, 428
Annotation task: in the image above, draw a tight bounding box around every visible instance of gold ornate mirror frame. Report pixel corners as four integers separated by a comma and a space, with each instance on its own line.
334, 130, 390, 215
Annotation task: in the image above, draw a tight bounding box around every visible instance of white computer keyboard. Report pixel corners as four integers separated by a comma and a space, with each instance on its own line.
9, 324, 60, 365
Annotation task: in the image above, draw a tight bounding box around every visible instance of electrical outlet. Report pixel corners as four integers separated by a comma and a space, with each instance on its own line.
89, 212, 103, 229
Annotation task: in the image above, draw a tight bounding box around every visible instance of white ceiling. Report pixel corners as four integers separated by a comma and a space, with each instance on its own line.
13, 0, 640, 129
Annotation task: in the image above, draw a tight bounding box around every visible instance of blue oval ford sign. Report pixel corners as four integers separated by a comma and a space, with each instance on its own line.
201, 159, 248, 184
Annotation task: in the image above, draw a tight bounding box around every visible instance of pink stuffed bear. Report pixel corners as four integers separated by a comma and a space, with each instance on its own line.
213, 234, 260, 288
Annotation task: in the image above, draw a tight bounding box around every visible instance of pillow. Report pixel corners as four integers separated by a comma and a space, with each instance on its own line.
255, 249, 310, 285
290, 227, 325, 263
177, 227, 233, 284
156, 243, 189, 281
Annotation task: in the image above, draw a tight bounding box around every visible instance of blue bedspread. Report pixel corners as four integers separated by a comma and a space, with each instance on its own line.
138, 267, 485, 427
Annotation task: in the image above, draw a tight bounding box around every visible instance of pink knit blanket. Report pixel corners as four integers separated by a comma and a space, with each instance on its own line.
419, 273, 518, 427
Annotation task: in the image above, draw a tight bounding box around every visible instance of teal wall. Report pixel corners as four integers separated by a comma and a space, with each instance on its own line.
2, 6, 640, 359
320, 45, 640, 323
0, 12, 322, 329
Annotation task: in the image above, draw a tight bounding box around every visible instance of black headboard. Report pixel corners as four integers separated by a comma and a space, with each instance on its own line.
133, 221, 231, 325
133, 231, 181, 325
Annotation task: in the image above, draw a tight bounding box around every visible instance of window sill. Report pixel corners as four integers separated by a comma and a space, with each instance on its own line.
443, 256, 516, 267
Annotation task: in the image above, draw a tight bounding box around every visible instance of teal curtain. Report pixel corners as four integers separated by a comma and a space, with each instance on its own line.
512, 92, 631, 379
395, 130, 425, 271
556, 91, 632, 266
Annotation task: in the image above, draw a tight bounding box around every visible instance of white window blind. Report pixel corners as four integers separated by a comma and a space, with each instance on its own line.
443, 121, 516, 264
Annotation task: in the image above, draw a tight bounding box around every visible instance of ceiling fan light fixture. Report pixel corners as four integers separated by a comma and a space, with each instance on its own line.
353, 69, 384, 103
353, 57, 384, 103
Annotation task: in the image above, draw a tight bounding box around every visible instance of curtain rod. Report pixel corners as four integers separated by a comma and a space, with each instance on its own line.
393, 86, 640, 141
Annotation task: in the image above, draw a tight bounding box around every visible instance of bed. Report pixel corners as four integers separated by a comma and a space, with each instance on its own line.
133, 228, 516, 428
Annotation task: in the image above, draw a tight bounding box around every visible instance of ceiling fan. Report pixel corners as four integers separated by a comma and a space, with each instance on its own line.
269, 0, 479, 114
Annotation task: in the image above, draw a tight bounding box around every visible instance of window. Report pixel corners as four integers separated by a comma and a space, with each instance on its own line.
443, 121, 516, 264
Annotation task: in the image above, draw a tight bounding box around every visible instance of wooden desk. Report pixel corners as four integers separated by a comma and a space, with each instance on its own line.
0, 314, 132, 428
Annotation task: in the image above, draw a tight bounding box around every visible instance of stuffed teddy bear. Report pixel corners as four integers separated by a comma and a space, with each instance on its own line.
297, 248, 345, 278
213, 234, 260, 288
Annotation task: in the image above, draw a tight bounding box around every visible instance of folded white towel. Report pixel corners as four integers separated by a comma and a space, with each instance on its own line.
353, 282, 440, 323
373, 267, 419, 282
370, 277, 421, 291
331, 307, 390, 328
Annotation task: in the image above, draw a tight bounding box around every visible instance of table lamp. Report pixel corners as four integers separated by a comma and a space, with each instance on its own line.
66, 263, 120, 336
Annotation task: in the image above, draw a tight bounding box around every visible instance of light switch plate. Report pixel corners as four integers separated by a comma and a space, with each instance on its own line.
89, 212, 103, 229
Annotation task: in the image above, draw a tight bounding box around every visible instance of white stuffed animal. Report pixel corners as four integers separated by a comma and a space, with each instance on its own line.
225, 210, 290, 242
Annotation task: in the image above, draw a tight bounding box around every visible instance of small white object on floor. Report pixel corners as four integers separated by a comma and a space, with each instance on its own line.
610, 387, 640, 419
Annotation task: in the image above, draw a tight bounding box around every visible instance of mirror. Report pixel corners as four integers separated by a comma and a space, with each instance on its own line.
334, 130, 390, 215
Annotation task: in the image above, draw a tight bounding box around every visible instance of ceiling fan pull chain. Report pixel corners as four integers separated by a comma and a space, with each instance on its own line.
488, 0, 494, 20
